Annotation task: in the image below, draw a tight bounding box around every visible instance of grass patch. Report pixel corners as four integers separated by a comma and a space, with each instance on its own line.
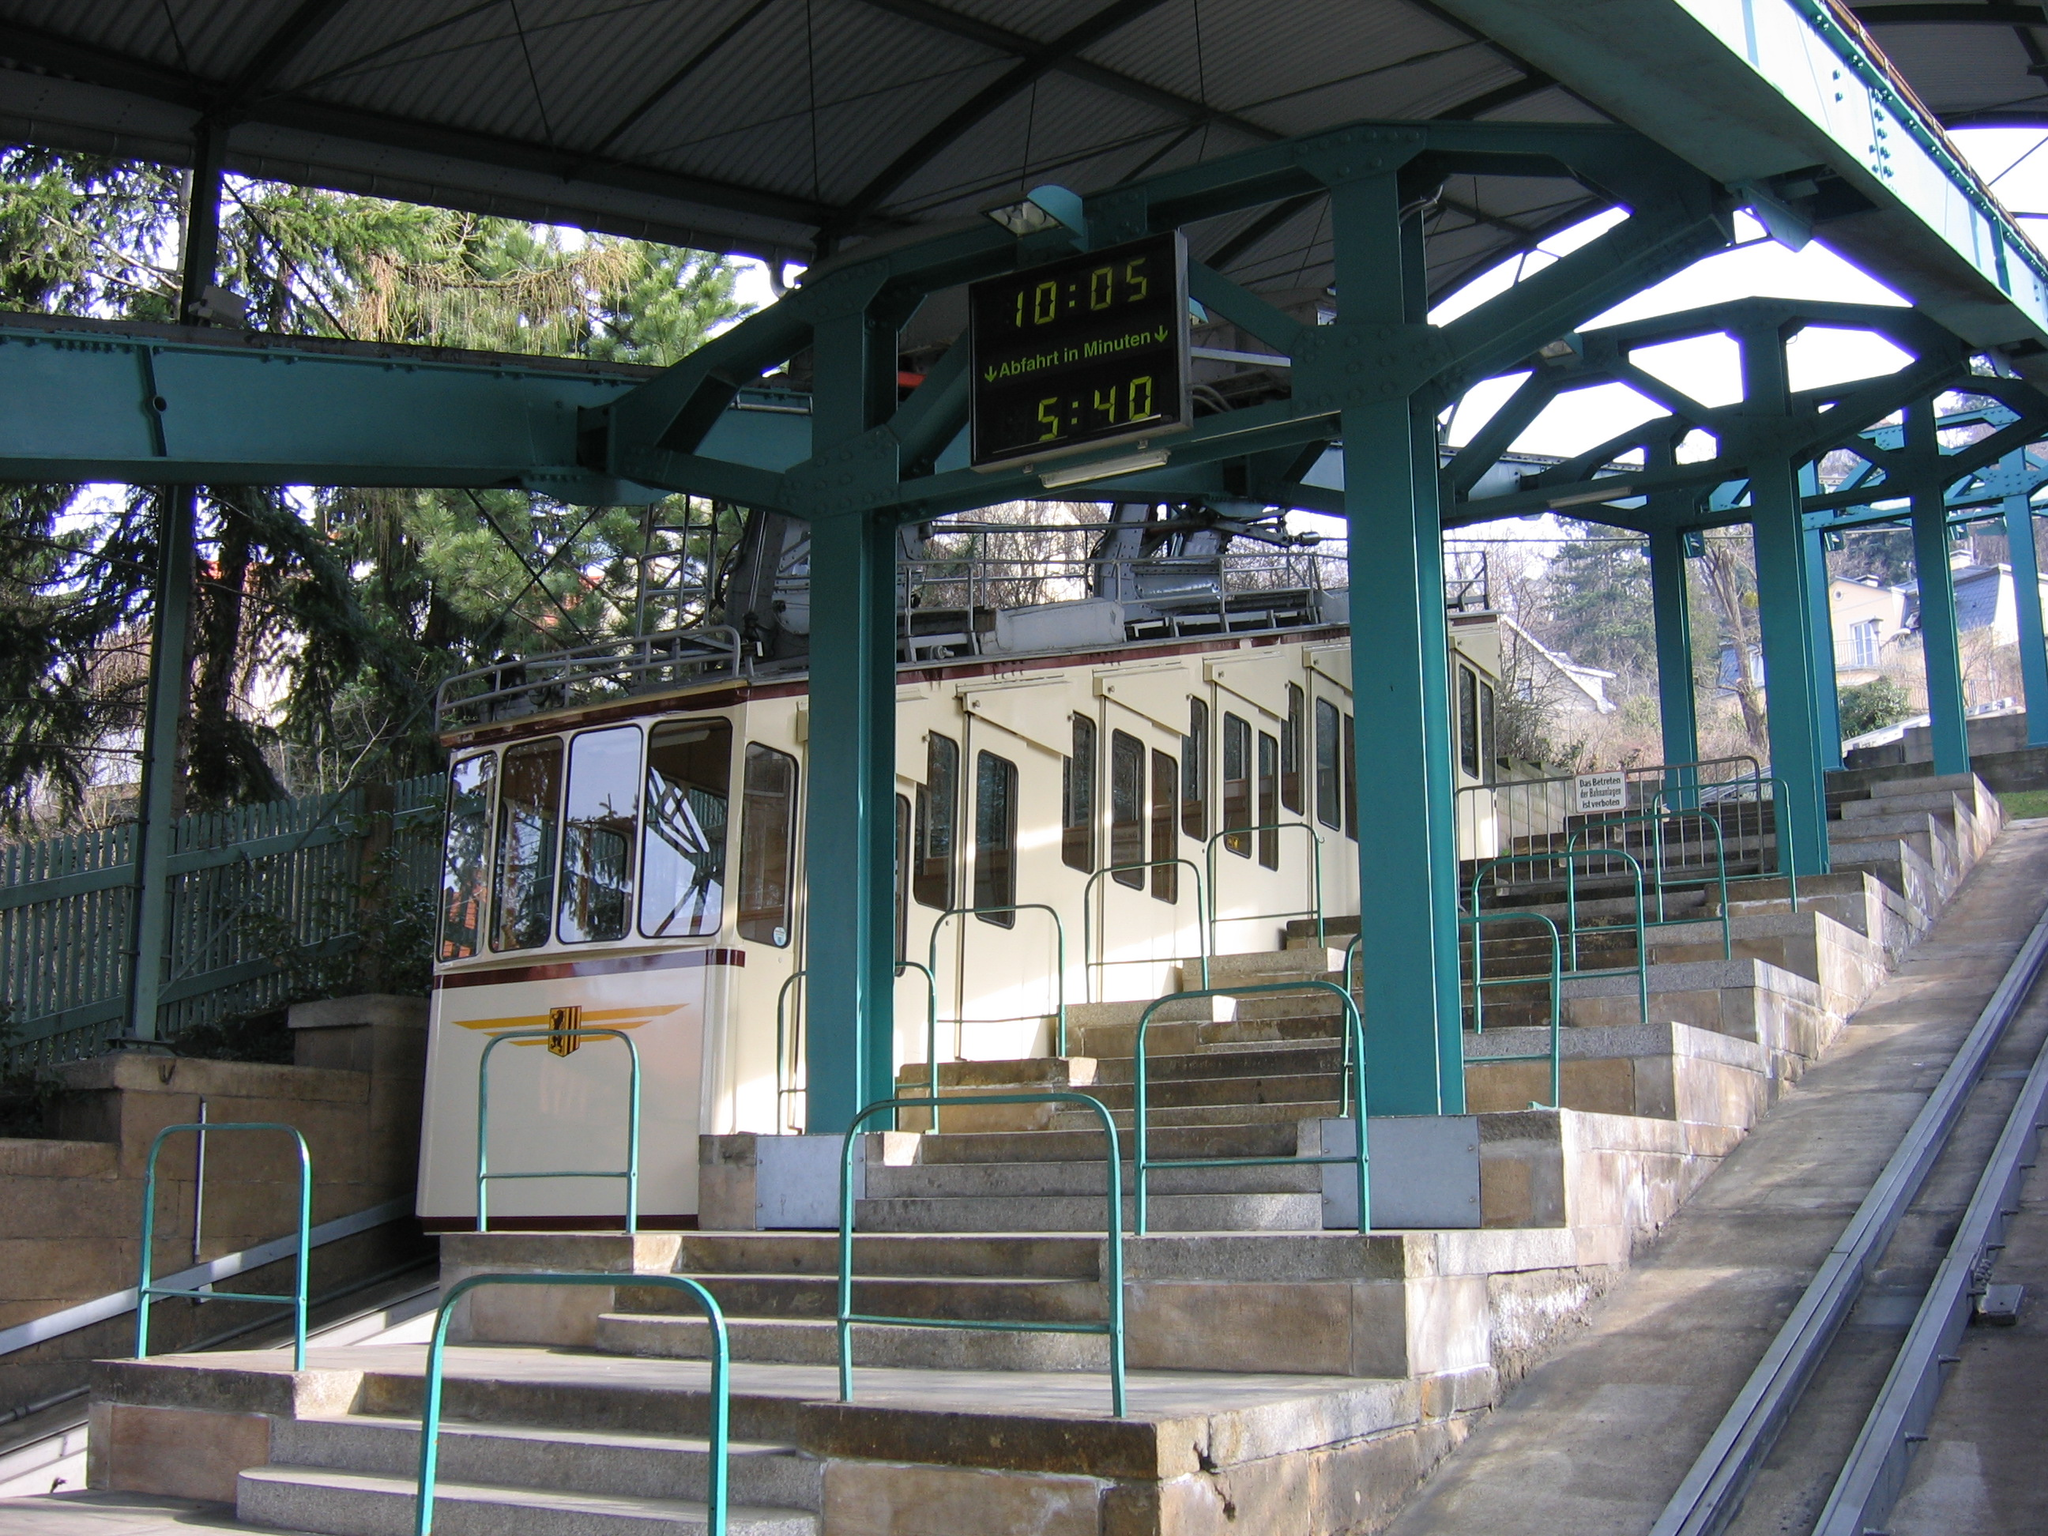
1999, 788, 2048, 821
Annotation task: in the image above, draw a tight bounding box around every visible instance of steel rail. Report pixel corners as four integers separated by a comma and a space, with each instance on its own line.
1813, 966, 2048, 1534
1649, 897, 2048, 1536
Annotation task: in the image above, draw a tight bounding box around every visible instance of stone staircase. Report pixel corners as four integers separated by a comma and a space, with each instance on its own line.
77, 771, 2009, 1536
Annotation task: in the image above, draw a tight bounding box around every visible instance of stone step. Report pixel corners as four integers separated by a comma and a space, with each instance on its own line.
238, 1464, 813, 1536
1075, 1011, 1344, 1057
264, 1414, 821, 1510
853, 1190, 1325, 1232
596, 1313, 1110, 1372
616, 1273, 1104, 1322
1047, 1099, 1339, 1131
1175, 947, 1346, 986
863, 1156, 1321, 1200
668, 1231, 1103, 1277
905, 1121, 1300, 1165
1064, 994, 1236, 1031
900, 1041, 1346, 1086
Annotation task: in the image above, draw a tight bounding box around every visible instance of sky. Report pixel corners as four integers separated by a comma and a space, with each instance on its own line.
729, 127, 2048, 475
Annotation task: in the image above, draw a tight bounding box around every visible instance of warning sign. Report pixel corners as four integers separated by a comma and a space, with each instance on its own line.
1574, 771, 1627, 816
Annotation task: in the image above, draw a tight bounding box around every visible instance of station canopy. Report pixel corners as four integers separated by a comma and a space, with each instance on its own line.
0, 2, 2040, 319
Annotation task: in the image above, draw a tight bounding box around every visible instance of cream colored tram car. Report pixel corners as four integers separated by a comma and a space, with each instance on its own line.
420, 617, 1504, 1229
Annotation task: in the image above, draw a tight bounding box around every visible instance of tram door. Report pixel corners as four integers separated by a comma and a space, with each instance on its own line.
936, 684, 1069, 1062
1091, 667, 1202, 1005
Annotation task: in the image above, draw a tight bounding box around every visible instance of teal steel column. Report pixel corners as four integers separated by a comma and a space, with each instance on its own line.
801, 304, 900, 1132
1332, 172, 1459, 1115
1906, 401, 1971, 776
1739, 326, 1831, 875
126, 122, 224, 1040
1648, 523, 1701, 785
1803, 509, 1843, 771
2000, 460, 2048, 747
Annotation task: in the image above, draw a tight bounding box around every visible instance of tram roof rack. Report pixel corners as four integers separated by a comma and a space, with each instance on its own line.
436, 626, 746, 735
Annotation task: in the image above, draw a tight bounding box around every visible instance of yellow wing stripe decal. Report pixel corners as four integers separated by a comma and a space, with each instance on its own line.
453, 1005, 680, 1033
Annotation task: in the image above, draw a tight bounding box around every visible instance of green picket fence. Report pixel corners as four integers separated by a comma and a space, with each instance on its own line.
0, 776, 443, 1072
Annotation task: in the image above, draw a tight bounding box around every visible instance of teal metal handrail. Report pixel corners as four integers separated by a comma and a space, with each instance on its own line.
1081, 858, 1210, 1002
1460, 911, 1562, 1112
837, 1093, 1125, 1416
137, 1121, 310, 1370
895, 958, 942, 1131
1132, 980, 1368, 1234
477, 1028, 641, 1233
927, 904, 1069, 1055
774, 968, 806, 1134
1571, 810, 1732, 960
414, 1272, 729, 1536
1205, 822, 1325, 953
1471, 848, 1649, 1024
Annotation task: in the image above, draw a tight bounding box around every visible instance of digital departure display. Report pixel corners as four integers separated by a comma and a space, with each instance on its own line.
968, 232, 1189, 469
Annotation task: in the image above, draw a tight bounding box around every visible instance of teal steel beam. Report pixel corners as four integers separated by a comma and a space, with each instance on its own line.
1649, 516, 1703, 779
799, 297, 901, 1134
1320, 171, 1459, 1117
2000, 462, 2048, 747
1740, 322, 1832, 876
1906, 399, 1974, 776
1802, 487, 1844, 772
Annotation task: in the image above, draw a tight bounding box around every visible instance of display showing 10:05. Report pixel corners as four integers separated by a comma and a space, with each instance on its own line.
1011, 255, 1151, 327
1036, 374, 1159, 442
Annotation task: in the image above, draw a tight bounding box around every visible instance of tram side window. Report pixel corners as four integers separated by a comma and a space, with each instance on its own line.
439, 751, 495, 962
557, 726, 641, 944
895, 794, 910, 961
1257, 731, 1280, 870
1150, 750, 1179, 903
1282, 683, 1305, 814
1458, 665, 1480, 779
973, 750, 1018, 926
737, 744, 798, 946
1182, 698, 1209, 841
914, 733, 959, 911
1344, 712, 1358, 842
1062, 714, 1096, 874
1479, 678, 1497, 780
1314, 697, 1342, 830
639, 717, 732, 938
1110, 730, 1145, 889
1222, 713, 1251, 857
491, 738, 563, 952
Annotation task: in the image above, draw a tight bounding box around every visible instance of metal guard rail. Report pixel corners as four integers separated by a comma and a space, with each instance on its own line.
1343, 924, 1563, 1112
1081, 858, 1210, 1002
927, 903, 1069, 1056
1471, 848, 1649, 1025
1459, 912, 1562, 1112
414, 1272, 730, 1536
1653, 771, 1801, 913
137, 1121, 311, 1371
1205, 822, 1324, 953
1133, 980, 1367, 1235
1569, 810, 1732, 960
477, 1028, 640, 1233
777, 963, 945, 1133
837, 1093, 1126, 1417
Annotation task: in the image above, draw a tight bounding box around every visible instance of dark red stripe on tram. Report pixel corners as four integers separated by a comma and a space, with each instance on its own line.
433, 947, 747, 989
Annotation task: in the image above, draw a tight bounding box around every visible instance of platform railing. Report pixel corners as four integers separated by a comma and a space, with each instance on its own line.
1650, 776, 1803, 913
1205, 823, 1324, 954
1569, 810, 1733, 960
1460, 911, 1563, 1111
1471, 848, 1649, 1024
774, 969, 807, 1133
136, 1121, 310, 1370
414, 1272, 730, 1536
476, 1028, 641, 1233
1132, 980, 1368, 1234
927, 904, 1070, 1055
1081, 858, 1210, 1003
836, 1093, 1126, 1417
894, 959, 942, 1130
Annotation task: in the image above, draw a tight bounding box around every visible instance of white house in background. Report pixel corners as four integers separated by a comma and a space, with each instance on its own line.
1830, 572, 1912, 684
1498, 615, 1616, 715
1901, 552, 2048, 650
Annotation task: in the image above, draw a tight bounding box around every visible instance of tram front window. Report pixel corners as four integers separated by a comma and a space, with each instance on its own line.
558, 726, 641, 943
640, 718, 733, 938
440, 751, 495, 961
491, 738, 563, 952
